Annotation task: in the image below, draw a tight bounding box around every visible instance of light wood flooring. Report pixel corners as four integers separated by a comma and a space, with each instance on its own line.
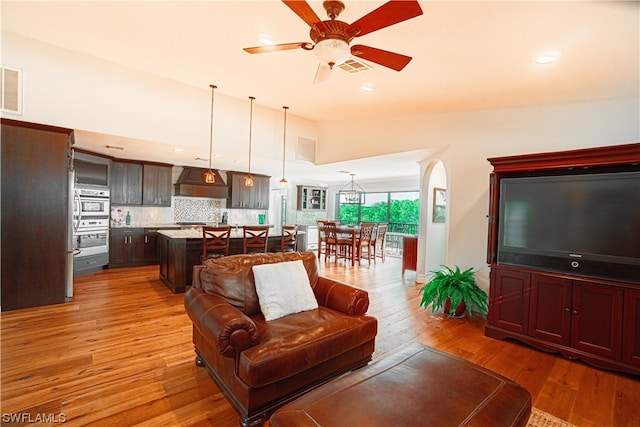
1, 256, 639, 426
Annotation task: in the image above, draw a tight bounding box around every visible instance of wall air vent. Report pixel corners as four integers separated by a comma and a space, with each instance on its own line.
337, 59, 373, 74
1, 66, 22, 114
296, 137, 316, 163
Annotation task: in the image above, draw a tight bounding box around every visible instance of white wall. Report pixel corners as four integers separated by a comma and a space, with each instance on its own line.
318, 99, 640, 288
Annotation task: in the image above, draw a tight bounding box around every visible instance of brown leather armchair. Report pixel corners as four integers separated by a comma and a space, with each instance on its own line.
184, 251, 378, 427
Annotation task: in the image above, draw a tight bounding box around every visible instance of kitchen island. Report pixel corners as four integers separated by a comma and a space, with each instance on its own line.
157, 228, 305, 293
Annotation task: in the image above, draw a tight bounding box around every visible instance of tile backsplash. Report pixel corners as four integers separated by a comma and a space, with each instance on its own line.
111, 196, 268, 226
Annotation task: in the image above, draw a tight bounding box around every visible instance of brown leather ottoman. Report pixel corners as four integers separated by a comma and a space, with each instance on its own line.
270, 342, 531, 427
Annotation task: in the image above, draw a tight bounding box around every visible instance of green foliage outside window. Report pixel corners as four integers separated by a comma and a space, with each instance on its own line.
338, 192, 419, 227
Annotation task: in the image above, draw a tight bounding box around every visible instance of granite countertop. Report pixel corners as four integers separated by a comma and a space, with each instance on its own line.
158, 226, 302, 239
111, 222, 179, 229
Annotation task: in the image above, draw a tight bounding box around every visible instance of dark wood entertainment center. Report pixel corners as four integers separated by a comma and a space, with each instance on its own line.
485, 142, 640, 376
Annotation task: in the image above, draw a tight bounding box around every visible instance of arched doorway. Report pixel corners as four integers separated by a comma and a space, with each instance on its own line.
416, 160, 447, 283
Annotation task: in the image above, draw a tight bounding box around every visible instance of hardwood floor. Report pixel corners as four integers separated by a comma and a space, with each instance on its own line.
1, 256, 639, 426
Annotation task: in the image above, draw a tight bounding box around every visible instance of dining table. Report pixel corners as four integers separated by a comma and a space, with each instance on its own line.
334, 225, 360, 266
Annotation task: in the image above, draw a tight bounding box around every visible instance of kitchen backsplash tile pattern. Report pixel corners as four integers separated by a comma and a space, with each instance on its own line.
111, 197, 270, 227
174, 197, 220, 223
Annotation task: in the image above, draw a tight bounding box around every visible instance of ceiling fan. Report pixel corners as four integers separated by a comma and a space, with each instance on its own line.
243, 0, 423, 77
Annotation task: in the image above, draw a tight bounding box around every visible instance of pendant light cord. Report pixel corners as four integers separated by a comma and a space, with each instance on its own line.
248, 96, 255, 174
281, 106, 289, 182
208, 85, 216, 170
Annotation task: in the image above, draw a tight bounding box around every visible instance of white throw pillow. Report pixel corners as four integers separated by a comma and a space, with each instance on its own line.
252, 260, 318, 321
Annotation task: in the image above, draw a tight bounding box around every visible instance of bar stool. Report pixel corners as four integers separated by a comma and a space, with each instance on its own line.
201, 225, 231, 262
273, 225, 298, 252
242, 225, 269, 254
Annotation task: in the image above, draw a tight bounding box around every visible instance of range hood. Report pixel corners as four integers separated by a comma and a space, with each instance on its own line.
174, 167, 228, 198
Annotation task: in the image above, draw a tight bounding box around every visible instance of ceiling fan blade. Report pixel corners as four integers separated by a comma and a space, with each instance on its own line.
313, 63, 332, 85
243, 42, 307, 54
351, 45, 412, 71
282, 1, 327, 32
347, 0, 423, 38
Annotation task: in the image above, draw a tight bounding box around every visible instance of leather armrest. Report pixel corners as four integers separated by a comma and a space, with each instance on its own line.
192, 265, 204, 289
313, 277, 370, 316
184, 288, 259, 358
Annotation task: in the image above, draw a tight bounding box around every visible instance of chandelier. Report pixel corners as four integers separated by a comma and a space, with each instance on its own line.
338, 173, 365, 204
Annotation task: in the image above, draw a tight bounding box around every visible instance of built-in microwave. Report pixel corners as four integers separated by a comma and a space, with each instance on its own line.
74, 187, 110, 219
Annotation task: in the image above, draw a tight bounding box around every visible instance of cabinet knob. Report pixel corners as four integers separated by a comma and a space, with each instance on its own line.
572, 309, 578, 315
565, 307, 570, 312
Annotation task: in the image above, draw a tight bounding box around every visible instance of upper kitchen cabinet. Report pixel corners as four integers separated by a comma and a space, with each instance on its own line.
111, 160, 143, 205
227, 172, 270, 209
143, 163, 172, 206
1, 119, 72, 311
297, 186, 327, 211
111, 160, 172, 206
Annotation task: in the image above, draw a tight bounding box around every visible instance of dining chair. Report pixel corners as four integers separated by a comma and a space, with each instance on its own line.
242, 225, 269, 254
323, 222, 353, 264
356, 222, 375, 265
201, 225, 232, 262
275, 225, 298, 252
371, 223, 388, 263
316, 220, 330, 259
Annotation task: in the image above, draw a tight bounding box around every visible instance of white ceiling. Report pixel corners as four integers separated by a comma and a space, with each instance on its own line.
2, 0, 638, 183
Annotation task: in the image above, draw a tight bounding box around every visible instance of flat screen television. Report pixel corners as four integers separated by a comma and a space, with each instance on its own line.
497, 171, 640, 283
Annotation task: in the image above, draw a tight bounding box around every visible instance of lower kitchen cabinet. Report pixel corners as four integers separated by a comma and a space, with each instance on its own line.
110, 228, 144, 266
110, 227, 178, 267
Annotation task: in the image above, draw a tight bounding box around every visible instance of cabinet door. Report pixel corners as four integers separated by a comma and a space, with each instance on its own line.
529, 274, 572, 345
252, 176, 270, 209
111, 161, 143, 205
143, 231, 159, 263
489, 268, 530, 334
571, 280, 622, 360
109, 233, 129, 265
142, 164, 172, 206
623, 288, 640, 368
230, 173, 250, 208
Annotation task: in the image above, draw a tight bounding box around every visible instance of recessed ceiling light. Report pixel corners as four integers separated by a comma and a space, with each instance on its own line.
361, 84, 375, 93
535, 52, 561, 64
173, 148, 184, 152
258, 34, 274, 46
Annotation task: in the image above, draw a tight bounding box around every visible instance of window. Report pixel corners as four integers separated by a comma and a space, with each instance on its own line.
337, 191, 419, 232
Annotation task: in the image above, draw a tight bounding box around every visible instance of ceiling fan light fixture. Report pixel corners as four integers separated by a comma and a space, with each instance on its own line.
314, 39, 350, 68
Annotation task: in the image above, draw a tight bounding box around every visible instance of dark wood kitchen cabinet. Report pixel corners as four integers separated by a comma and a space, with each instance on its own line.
227, 172, 270, 209
1, 119, 72, 311
110, 228, 144, 266
111, 160, 143, 205
142, 163, 172, 206
111, 161, 172, 206
110, 227, 177, 267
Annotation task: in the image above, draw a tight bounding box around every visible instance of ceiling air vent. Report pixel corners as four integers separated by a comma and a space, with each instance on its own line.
1, 66, 22, 114
296, 137, 316, 163
337, 59, 373, 74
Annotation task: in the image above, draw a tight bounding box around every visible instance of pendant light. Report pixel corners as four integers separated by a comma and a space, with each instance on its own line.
279, 106, 289, 185
338, 173, 366, 204
203, 84, 217, 184
244, 96, 255, 187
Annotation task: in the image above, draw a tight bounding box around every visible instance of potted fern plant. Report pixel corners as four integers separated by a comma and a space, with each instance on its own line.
419, 265, 488, 318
